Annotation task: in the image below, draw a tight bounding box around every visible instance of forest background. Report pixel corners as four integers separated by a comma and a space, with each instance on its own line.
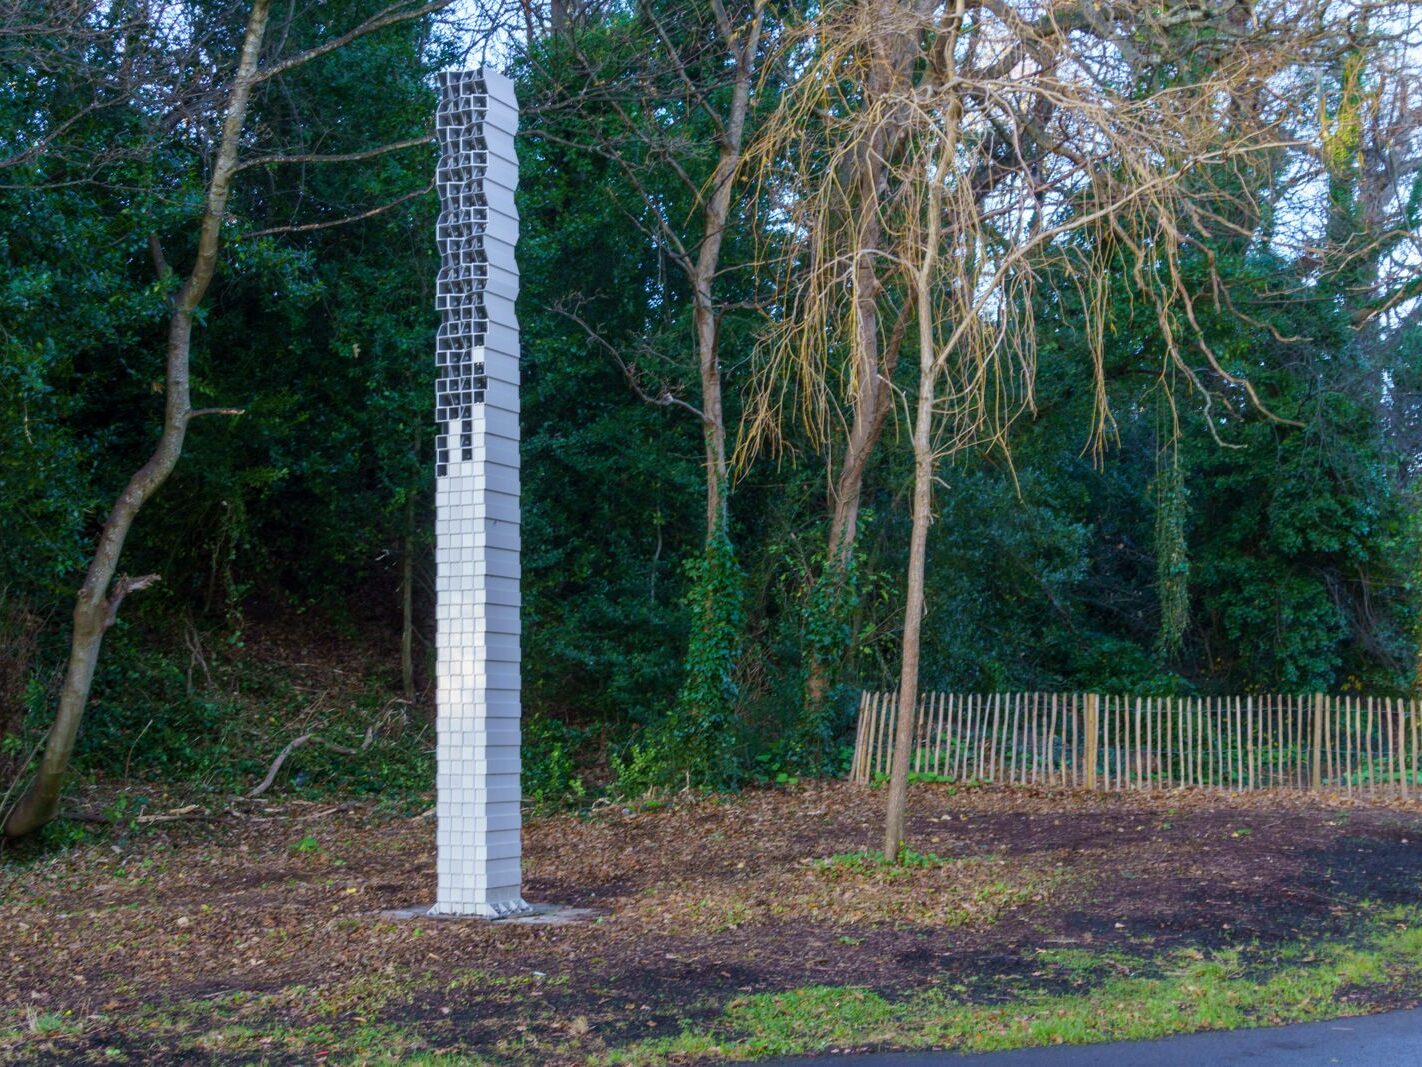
2, 0, 1420, 822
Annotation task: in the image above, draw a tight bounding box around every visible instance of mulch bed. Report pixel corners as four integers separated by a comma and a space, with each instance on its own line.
4, 781, 1422, 1063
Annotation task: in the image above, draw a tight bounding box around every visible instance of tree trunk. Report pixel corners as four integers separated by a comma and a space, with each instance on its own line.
803, 2, 918, 716
882, 384, 934, 859
4, 606, 104, 836
694, 298, 729, 540
883, 112, 949, 861
690, 0, 762, 544
3, 0, 273, 839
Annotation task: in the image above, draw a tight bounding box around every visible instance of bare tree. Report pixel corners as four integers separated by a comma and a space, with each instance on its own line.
2, 0, 473, 839
522, 1, 773, 778
530, 0, 768, 545
750, 0, 1408, 857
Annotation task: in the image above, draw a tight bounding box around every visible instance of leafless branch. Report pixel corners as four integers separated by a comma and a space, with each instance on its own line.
190, 407, 247, 418
554, 300, 708, 421
237, 181, 434, 240
103, 574, 161, 629
253, 1, 456, 84
236, 135, 434, 172
247, 728, 377, 798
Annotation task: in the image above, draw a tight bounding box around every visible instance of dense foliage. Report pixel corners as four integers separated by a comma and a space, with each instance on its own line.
1, 0, 1418, 807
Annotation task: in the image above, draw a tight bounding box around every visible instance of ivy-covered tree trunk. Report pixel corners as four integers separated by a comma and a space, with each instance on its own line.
674, 0, 763, 781
801, 0, 919, 736
677, 525, 746, 781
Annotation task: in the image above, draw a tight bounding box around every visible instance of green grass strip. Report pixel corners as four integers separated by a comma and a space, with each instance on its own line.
608, 917, 1422, 1064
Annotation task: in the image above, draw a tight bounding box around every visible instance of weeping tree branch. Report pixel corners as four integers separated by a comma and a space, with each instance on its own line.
743, 0, 1400, 858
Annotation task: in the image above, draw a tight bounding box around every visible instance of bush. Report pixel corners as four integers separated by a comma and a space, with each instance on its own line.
522, 715, 586, 810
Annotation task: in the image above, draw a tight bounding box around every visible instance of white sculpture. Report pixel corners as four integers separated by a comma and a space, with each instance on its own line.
432, 68, 526, 918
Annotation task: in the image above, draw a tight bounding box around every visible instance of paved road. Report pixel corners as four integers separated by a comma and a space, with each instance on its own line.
756, 1006, 1422, 1065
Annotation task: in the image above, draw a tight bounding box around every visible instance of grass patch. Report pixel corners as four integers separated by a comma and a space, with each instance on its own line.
1032, 946, 1143, 987
608, 910, 1422, 1064
20, 968, 580, 1063
814, 848, 951, 875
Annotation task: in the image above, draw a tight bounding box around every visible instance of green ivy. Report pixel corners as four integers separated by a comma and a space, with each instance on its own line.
619, 528, 746, 792
1154, 457, 1190, 658
795, 550, 863, 771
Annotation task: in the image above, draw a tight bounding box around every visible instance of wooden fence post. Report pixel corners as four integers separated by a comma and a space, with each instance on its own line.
1085, 693, 1100, 791
912, 694, 926, 775
851, 692, 868, 783
1312, 692, 1324, 791
870, 694, 881, 779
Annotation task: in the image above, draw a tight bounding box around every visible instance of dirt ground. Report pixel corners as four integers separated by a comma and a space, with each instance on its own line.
5, 781, 1422, 1064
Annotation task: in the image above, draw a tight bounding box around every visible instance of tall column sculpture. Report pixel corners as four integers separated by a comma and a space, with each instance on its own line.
433, 68, 526, 917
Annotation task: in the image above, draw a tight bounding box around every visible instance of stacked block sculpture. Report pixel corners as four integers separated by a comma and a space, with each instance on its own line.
433, 69, 526, 917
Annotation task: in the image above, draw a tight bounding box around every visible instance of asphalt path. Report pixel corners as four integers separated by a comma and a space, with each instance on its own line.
754, 1006, 1422, 1065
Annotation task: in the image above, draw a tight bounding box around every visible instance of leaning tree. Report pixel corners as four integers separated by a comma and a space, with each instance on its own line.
0, 0, 503, 838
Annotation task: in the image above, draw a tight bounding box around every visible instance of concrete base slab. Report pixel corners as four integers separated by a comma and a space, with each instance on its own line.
379, 903, 602, 925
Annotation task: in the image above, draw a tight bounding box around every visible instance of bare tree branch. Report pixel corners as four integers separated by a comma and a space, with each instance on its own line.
189, 407, 247, 419
103, 574, 161, 629
236, 135, 434, 172
253, 0, 456, 84
554, 300, 709, 421
237, 180, 434, 240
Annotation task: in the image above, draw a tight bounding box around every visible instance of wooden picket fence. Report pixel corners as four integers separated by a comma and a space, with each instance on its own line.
850, 691, 1422, 797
